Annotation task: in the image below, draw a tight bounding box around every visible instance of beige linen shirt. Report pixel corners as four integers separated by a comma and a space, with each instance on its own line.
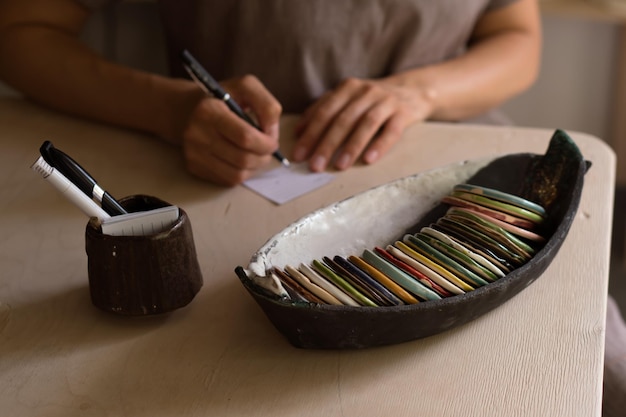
80, 0, 518, 117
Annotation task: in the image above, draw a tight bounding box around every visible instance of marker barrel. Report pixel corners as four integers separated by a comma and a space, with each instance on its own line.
31, 157, 111, 220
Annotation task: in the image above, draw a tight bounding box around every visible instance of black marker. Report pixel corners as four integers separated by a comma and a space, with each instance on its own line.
39, 141, 127, 216
180, 49, 290, 167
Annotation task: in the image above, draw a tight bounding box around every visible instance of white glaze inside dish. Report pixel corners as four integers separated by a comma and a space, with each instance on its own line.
246, 157, 496, 296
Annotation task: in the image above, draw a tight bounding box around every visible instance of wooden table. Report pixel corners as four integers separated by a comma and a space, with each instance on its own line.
0, 97, 615, 417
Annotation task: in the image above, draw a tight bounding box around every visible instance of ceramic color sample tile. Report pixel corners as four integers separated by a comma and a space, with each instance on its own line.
450, 191, 545, 224
414, 233, 499, 282
420, 227, 506, 277
312, 260, 378, 307
441, 196, 537, 229
298, 263, 360, 307
394, 240, 475, 292
362, 249, 442, 301
403, 235, 489, 287
333, 256, 404, 306
349, 256, 420, 304
453, 183, 546, 216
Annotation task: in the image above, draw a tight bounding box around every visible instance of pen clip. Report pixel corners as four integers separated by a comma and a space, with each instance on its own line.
180, 49, 227, 99
182, 63, 210, 95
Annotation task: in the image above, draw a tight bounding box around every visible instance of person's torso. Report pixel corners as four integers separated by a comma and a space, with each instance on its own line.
159, 0, 514, 114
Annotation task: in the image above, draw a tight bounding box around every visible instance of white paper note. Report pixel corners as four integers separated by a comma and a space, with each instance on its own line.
243, 163, 335, 205
101, 205, 180, 236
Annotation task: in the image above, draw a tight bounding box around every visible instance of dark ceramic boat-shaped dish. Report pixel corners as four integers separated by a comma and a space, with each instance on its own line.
235, 129, 589, 349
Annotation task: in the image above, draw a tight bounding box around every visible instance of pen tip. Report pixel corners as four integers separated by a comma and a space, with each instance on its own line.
281, 159, 291, 167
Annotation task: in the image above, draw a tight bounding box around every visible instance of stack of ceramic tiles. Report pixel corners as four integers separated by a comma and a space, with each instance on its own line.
271, 183, 547, 307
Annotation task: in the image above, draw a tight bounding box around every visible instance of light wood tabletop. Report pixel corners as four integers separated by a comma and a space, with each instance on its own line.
0, 97, 615, 417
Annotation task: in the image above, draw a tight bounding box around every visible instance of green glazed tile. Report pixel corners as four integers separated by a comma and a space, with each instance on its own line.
444, 210, 533, 261
414, 232, 499, 282
298, 263, 360, 307
312, 260, 378, 307
450, 191, 545, 224
450, 207, 545, 243
362, 249, 442, 301
441, 196, 537, 230
436, 218, 526, 267
430, 223, 514, 273
384, 244, 465, 295
453, 183, 546, 217
323, 256, 391, 306
403, 235, 489, 287
420, 226, 506, 278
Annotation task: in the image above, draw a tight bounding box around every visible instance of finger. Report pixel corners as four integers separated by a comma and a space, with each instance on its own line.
332, 96, 397, 170
185, 150, 256, 186
197, 97, 279, 156
311, 85, 391, 171
227, 75, 282, 139
183, 127, 273, 186
306, 84, 388, 171
362, 113, 410, 165
292, 80, 362, 162
292, 95, 338, 163
184, 121, 272, 171
296, 90, 331, 133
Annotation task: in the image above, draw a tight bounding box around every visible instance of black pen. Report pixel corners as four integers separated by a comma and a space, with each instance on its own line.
39, 141, 127, 216
180, 49, 290, 167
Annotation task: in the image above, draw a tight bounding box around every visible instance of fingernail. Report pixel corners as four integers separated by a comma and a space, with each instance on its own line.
310, 155, 326, 172
336, 153, 351, 170
364, 149, 379, 164
293, 146, 308, 161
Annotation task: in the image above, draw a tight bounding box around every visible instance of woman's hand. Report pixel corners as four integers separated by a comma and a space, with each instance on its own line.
292, 0, 540, 174
292, 77, 434, 172
181, 75, 282, 186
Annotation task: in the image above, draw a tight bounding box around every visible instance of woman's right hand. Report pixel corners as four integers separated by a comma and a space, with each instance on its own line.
180, 75, 283, 186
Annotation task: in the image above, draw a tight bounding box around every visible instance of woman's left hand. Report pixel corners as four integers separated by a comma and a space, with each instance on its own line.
292, 77, 433, 172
